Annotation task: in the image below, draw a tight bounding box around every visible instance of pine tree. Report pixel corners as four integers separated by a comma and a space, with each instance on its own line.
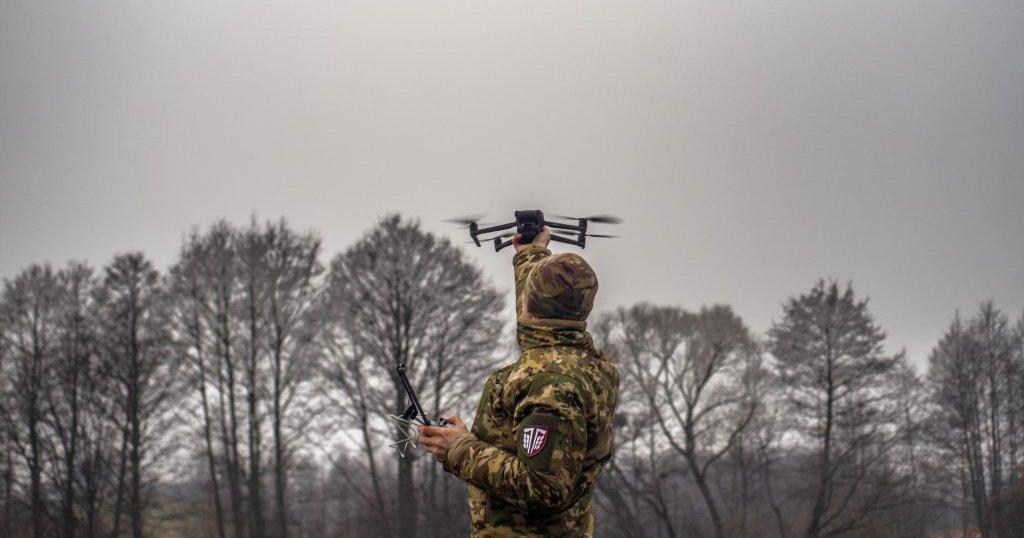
769, 279, 905, 537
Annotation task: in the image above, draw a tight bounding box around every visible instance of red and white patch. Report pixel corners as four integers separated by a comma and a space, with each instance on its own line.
521, 427, 549, 457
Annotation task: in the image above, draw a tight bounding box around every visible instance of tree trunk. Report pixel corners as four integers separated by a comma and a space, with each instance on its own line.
112, 424, 129, 538
247, 282, 265, 538
360, 408, 390, 537
217, 329, 246, 538
273, 355, 288, 538
2, 440, 11, 538
129, 386, 143, 538
128, 285, 145, 538
84, 446, 100, 538
29, 404, 44, 538
428, 458, 439, 538
63, 377, 80, 538
686, 448, 725, 538
805, 334, 835, 538
249, 385, 265, 538
196, 325, 227, 538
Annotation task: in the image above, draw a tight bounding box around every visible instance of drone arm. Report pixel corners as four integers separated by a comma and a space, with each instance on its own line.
494, 238, 515, 251
549, 234, 584, 247
471, 222, 516, 250
545, 221, 581, 232
474, 222, 516, 235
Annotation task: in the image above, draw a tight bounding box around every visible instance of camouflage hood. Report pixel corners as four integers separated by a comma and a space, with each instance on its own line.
513, 246, 599, 352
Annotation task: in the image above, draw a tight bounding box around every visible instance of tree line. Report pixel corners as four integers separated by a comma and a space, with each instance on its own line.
0, 214, 1021, 537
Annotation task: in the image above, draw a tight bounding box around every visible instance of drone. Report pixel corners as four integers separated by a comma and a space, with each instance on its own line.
448, 210, 622, 251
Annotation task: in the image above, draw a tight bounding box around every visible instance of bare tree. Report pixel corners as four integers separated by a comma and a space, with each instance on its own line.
93, 253, 181, 538
44, 262, 97, 538
751, 406, 792, 538
880, 357, 936, 537
600, 303, 765, 538
203, 221, 248, 538
1002, 312, 1024, 537
929, 312, 989, 534
169, 230, 229, 538
592, 313, 682, 538
0, 264, 62, 537
169, 218, 325, 538
595, 408, 682, 538
259, 219, 324, 538
0, 338, 9, 538
236, 225, 269, 538
928, 303, 1020, 538
76, 352, 121, 538
318, 320, 396, 536
319, 214, 504, 538
974, 304, 1014, 504
769, 279, 906, 538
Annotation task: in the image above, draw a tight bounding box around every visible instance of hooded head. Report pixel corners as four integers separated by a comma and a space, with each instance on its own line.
520, 252, 599, 327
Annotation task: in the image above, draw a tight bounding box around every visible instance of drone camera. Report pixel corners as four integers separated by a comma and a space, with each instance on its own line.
514, 210, 545, 243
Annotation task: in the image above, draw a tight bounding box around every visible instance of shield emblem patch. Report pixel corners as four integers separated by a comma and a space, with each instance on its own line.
521, 426, 549, 457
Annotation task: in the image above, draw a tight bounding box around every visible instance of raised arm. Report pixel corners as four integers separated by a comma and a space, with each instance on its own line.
512, 227, 551, 320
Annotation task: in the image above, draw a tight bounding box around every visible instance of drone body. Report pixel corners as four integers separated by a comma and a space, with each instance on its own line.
451, 210, 621, 252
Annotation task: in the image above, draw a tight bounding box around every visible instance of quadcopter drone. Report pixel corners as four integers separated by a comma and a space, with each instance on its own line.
448, 210, 622, 251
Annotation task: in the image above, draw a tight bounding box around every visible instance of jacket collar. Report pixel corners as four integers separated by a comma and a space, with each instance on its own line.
516, 318, 593, 352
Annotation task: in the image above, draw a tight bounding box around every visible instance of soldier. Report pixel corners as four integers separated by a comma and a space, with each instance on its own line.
418, 226, 620, 537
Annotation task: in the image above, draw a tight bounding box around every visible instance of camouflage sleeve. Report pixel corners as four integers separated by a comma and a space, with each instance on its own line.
513, 245, 551, 320
444, 372, 589, 514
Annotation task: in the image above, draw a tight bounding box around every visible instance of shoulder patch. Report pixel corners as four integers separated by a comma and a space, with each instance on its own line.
522, 426, 549, 457
517, 412, 561, 470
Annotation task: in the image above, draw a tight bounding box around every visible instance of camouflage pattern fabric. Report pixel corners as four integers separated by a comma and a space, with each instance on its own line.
444, 245, 620, 537
521, 251, 599, 324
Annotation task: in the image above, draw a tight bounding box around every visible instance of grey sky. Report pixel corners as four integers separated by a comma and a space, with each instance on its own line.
2, 1, 1022, 367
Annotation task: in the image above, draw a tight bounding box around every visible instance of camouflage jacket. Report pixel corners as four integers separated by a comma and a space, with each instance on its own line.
443, 245, 620, 537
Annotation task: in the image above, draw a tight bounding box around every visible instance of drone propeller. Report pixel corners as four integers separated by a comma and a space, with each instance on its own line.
552, 232, 618, 239
552, 214, 623, 224
477, 232, 514, 240
445, 214, 488, 226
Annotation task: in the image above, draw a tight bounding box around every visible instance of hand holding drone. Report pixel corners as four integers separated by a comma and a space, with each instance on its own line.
448, 210, 622, 251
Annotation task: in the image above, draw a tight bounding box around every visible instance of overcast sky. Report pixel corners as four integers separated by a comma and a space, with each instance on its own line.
1, 1, 1021, 368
